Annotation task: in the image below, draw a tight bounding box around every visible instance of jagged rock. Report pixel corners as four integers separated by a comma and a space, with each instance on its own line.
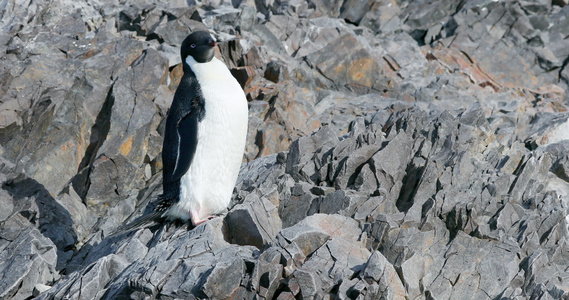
264, 60, 288, 83
225, 193, 282, 248
360, 0, 402, 34
251, 247, 284, 299
0, 224, 58, 300
305, 33, 383, 94
339, 0, 374, 25
361, 251, 406, 299
277, 213, 362, 256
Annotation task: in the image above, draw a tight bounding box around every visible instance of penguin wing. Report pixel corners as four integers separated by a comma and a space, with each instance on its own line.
170, 105, 200, 181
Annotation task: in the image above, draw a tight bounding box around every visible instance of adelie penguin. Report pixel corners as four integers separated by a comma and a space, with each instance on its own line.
160, 30, 249, 225
113, 31, 248, 235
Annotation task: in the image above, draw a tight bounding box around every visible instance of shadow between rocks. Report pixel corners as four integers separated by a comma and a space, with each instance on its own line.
2, 175, 78, 271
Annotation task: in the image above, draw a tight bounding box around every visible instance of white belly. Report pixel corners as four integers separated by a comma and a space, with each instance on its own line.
169, 57, 248, 222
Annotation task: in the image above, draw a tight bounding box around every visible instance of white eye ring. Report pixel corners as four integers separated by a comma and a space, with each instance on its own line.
190, 44, 196, 48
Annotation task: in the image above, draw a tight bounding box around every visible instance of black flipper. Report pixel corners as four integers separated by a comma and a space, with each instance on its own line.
159, 68, 204, 208
171, 108, 200, 182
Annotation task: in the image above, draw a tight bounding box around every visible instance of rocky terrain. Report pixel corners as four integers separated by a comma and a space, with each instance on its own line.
1, 0, 569, 299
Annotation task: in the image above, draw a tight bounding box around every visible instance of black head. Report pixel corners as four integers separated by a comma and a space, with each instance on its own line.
181, 31, 217, 64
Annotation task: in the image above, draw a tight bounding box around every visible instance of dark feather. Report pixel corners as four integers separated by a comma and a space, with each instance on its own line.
108, 196, 176, 237
108, 211, 163, 238
161, 67, 204, 201
171, 107, 200, 181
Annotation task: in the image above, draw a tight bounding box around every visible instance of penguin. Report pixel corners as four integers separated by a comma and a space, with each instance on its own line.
112, 31, 248, 235
158, 30, 249, 225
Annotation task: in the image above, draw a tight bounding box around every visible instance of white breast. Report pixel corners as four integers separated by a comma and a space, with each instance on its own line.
168, 56, 248, 222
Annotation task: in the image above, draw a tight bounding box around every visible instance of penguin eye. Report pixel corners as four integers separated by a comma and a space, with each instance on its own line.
190, 44, 196, 48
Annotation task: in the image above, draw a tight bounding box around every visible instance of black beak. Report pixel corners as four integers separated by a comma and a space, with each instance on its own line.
207, 39, 217, 47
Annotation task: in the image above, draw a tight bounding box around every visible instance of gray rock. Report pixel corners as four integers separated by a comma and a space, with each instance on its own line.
305, 33, 383, 94
360, 251, 406, 299
285, 125, 339, 183
225, 193, 282, 248
332, 144, 382, 189
0, 225, 58, 300
264, 60, 288, 83
33, 284, 52, 297
2, 176, 79, 270
339, 0, 374, 25
251, 247, 284, 299
201, 258, 245, 298
360, 0, 402, 34
278, 214, 362, 255
310, 0, 343, 18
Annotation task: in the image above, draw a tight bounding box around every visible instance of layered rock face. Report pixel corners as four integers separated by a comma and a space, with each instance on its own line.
1, 0, 569, 299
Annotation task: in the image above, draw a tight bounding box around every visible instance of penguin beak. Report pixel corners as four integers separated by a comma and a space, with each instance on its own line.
208, 40, 217, 48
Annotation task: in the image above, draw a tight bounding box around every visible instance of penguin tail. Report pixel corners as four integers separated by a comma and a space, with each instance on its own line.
107, 211, 163, 238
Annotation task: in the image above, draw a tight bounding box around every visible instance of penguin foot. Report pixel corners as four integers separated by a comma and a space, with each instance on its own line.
190, 209, 220, 226
191, 216, 215, 225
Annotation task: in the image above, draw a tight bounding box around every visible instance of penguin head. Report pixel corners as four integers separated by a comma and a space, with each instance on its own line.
181, 31, 217, 64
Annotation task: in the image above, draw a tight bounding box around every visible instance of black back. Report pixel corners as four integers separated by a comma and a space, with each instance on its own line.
161, 59, 206, 201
